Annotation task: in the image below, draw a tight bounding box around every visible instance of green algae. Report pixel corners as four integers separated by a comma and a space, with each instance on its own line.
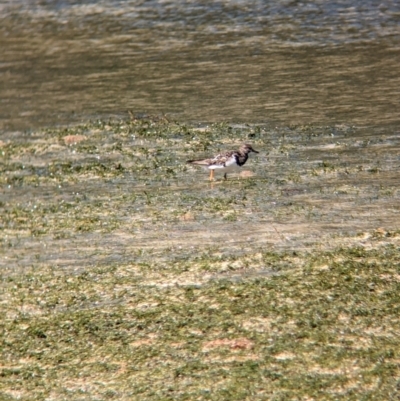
1, 118, 400, 400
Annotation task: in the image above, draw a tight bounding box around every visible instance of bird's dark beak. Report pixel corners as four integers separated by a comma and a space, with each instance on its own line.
252, 148, 259, 154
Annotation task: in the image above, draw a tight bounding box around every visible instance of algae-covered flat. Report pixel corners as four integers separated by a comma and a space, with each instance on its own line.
1, 118, 400, 400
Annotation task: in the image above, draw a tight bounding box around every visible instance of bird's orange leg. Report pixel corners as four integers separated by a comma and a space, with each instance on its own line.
209, 169, 214, 181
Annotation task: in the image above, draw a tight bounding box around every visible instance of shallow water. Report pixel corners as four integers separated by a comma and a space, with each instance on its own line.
1, 0, 400, 130
1, 1, 400, 274
1, 121, 399, 275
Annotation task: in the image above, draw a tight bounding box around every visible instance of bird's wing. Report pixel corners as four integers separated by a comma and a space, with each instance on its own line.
209, 151, 235, 166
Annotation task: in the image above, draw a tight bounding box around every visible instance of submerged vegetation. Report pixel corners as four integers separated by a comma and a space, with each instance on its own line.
1, 118, 400, 400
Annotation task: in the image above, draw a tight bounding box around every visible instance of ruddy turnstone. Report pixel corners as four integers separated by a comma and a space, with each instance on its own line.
187, 143, 259, 181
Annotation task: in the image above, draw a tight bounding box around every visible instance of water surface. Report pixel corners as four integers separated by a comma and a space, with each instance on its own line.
1, 1, 400, 274
1, 0, 399, 130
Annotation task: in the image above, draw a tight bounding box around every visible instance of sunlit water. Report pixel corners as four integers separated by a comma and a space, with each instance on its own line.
1, 0, 400, 130
1, 1, 400, 273
1, 121, 399, 273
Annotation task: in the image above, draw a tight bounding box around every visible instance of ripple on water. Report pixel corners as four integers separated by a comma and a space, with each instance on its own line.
0, 1, 400, 130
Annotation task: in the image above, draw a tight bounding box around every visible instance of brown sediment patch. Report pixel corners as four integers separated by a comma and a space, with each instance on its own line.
202, 338, 254, 351
63, 135, 87, 145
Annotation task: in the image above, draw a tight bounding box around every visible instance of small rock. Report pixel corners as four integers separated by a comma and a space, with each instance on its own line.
239, 170, 255, 178
374, 227, 387, 237
179, 211, 195, 221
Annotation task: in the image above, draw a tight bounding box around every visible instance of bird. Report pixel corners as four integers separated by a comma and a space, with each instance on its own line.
187, 143, 259, 181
